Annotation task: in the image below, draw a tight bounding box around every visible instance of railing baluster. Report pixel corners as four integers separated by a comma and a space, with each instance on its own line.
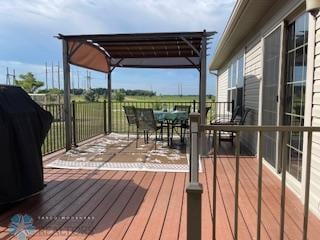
234, 130, 240, 240
303, 131, 313, 240
280, 131, 288, 240
256, 130, 263, 240
213, 130, 218, 240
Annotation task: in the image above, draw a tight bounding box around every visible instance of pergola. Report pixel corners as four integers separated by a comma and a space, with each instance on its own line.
57, 30, 215, 152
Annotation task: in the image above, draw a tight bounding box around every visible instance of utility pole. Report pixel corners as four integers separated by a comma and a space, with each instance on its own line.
57, 62, 61, 104
71, 71, 74, 90
86, 70, 89, 90
6, 67, 16, 85
45, 62, 48, 89
13, 69, 16, 85
57, 62, 61, 90
51, 62, 54, 89
6, 67, 9, 85
77, 70, 80, 89
86, 70, 91, 89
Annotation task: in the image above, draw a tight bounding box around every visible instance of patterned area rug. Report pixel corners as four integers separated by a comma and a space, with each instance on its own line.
46, 133, 202, 172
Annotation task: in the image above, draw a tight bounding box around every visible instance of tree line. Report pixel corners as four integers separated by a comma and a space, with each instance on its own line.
12, 72, 156, 102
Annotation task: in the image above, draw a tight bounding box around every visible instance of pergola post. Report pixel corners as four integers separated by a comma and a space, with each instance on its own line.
62, 39, 72, 151
199, 30, 207, 154
107, 72, 112, 134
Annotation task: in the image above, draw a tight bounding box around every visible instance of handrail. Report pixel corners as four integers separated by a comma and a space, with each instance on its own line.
187, 113, 320, 240
200, 124, 320, 132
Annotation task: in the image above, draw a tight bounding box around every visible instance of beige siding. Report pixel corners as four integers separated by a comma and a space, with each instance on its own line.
310, 15, 320, 218
241, 39, 262, 154
214, 0, 320, 219
217, 66, 228, 103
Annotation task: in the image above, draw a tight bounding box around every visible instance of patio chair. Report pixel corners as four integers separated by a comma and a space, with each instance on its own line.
212, 105, 241, 124
123, 106, 137, 140
135, 108, 163, 149
173, 105, 191, 143
213, 108, 251, 143
198, 106, 212, 118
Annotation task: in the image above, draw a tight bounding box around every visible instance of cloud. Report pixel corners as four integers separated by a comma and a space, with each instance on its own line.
0, 0, 236, 93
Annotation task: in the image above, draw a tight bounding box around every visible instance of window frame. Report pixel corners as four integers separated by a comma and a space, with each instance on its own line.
227, 54, 245, 113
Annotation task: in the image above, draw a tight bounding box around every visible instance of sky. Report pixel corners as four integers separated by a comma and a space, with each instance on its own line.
0, 0, 235, 95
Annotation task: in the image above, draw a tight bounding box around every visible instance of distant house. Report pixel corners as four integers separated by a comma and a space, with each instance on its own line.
210, 0, 320, 218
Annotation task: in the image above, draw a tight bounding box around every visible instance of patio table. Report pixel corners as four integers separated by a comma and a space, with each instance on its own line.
154, 110, 189, 147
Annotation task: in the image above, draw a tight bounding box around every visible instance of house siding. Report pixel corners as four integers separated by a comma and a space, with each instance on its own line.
242, 39, 262, 153
213, 0, 320, 218
217, 66, 228, 103
310, 15, 320, 217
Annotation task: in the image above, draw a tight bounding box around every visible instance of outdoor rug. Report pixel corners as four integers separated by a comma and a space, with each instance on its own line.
45, 133, 202, 172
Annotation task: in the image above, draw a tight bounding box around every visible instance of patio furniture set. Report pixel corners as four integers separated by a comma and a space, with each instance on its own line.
124, 104, 251, 148
123, 105, 191, 149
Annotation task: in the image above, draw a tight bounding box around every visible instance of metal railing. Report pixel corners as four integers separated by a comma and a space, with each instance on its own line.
41, 101, 106, 155
41, 104, 65, 155
111, 100, 233, 133
187, 113, 320, 240
72, 101, 105, 144
41, 100, 232, 155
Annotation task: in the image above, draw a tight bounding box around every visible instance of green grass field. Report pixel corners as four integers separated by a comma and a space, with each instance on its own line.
72, 95, 214, 103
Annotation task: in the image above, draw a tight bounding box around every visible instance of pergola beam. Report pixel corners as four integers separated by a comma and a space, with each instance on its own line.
180, 36, 201, 57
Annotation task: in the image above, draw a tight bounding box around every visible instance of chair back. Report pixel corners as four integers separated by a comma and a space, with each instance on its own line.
123, 106, 136, 125
230, 106, 241, 122
174, 105, 191, 114
197, 106, 211, 118
135, 108, 157, 131
239, 108, 251, 125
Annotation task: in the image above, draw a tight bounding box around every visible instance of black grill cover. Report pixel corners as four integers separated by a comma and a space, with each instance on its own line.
0, 85, 53, 204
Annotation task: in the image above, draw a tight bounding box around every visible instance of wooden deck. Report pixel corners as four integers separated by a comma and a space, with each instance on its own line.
0, 143, 320, 239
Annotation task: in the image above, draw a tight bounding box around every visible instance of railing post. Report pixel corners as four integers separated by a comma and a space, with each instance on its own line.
279, 131, 288, 240
107, 73, 112, 134
303, 131, 313, 240
103, 100, 107, 134
187, 112, 202, 240
72, 100, 77, 147
231, 100, 235, 112
193, 100, 196, 112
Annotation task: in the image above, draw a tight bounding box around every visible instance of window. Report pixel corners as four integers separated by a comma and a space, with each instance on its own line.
284, 13, 308, 182
262, 26, 282, 168
227, 55, 244, 113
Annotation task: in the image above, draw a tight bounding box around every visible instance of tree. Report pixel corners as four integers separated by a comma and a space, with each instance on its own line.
113, 91, 125, 102
15, 72, 44, 93
84, 89, 99, 102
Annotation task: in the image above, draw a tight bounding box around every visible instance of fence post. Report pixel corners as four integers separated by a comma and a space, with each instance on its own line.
72, 100, 77, 147
193, 100, 196, 112
103, 100, 107, 134
186, 112, 202, 240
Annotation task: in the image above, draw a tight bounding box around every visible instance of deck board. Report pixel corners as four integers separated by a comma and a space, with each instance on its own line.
0, 141, 320, 239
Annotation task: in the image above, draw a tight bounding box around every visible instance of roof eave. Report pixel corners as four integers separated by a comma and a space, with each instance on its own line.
209, 0, 279, 70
